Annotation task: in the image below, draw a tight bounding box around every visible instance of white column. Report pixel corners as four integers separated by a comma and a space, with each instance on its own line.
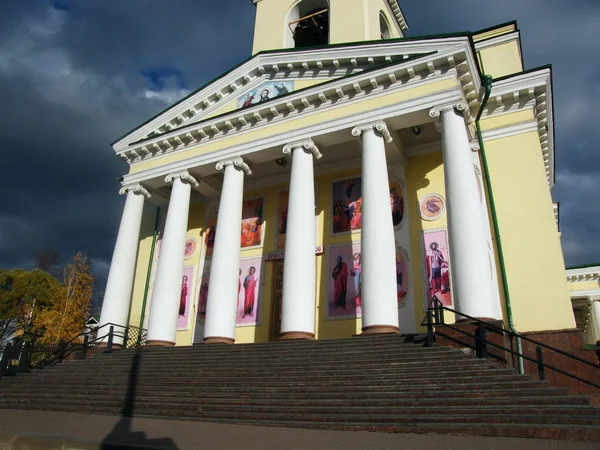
429, 102, 499, 319
280, 139, 321, 339
204, 157, 252, 344
352, 121, 399, 334
99, 184, 150, 346
146, 171, 198, 346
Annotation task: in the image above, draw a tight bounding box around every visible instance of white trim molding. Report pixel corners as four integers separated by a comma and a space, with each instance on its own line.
474, 31, 520, 51
566, 266, 600, 283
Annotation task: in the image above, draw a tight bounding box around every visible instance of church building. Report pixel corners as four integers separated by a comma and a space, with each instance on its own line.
99, 0, 577, 349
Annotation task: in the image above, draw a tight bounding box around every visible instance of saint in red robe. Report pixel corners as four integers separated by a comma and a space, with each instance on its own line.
243, 271, 256, 316
332, 257, 348, 309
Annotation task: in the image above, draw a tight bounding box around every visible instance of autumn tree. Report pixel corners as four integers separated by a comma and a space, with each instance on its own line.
33, 253, 94, 345
0, 269, 60, 345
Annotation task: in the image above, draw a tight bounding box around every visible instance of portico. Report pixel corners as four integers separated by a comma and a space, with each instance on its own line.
99, 3, 573, 348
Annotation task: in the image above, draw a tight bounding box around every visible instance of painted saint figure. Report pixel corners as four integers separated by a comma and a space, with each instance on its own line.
179, 275, 188, 316
275, 83, 289, 96
332, 255, 348, 309
243, 266, 257, 317
242, 93, 255, 108
390, 187, 404, 226
198, 279, 209, 317
427, 242, 445, 296
350, 252, 362, 307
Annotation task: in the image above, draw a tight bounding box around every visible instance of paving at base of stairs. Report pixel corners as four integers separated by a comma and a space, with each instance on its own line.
0, 409, 597, 450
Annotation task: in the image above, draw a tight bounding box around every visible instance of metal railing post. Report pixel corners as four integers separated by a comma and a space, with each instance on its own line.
123, 326, 130, 349
536, 345, 545, 381
0, 344, 11, 377
82, 335, 89, 360
107, 326, 114, 350
475, 323, 488, 359
426, 310, 434, 348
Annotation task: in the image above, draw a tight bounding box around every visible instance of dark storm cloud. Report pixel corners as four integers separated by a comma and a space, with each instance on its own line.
0, 0, 597, 316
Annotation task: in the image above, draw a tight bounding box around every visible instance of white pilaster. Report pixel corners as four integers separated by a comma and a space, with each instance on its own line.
590, 299, 600, 345
146, 171, 198, 346
99, 184, 150, 346
430, 102, 499, 319
204, 157, 252, 344
280, 139, 321, 339
352, 121, 399, 334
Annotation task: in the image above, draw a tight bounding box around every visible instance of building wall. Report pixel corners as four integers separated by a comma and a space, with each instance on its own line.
478, 42, 523, 79
484, 131, 575, 332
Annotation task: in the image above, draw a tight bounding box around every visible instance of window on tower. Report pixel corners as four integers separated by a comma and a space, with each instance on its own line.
287, 0, 329, 49
380, 12, 391, 39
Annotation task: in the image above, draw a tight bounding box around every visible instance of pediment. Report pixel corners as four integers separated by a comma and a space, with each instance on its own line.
112, 36, 476, 152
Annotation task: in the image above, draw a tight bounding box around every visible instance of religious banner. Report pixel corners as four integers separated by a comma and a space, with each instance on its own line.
177, 265, 196, 330
421, 228, 453, 310
327, 242, 362, 319
237, 81, 294, 109
196, 259, 211, 322
331, 176, 362, 234
396, 248, 409, 306
389, 180, 405, 227
241, 197, 264, 249
332, 176, 406, 234
237, 256, 263, 326
203, 216, 217, 256
276, 190, 289, 250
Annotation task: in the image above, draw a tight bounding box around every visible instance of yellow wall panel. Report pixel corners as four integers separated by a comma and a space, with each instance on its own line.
485, 132, 575, 332
478, 42, 523, 79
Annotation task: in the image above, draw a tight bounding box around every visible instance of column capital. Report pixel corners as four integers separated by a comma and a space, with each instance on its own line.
165, 170, 199, 187
429, 101, 469, 119
352, 121, 393, 143
470, 140, 481, 152
119, 183, 151, 198
282, 139, 322, 159
216, 157, 252, 175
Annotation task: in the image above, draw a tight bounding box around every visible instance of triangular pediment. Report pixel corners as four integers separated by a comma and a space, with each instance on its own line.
112, 36, 476, 152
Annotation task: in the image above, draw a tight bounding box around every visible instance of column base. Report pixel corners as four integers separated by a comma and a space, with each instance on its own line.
145, 340, 176, 347
360, 325, 400, 335
204, 336, 235, 344
279, 331, 315, 340
95, 343, 124, 349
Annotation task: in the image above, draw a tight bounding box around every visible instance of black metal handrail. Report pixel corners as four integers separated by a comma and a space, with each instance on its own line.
1, 323, 147, 376
423, 297, 599, 390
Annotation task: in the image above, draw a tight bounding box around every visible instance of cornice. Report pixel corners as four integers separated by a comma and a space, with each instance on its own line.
283, 139, 322, 159
473, 31, 519, 51
118, 47, 481, 169
386, 0, 409, 31
481, 120, 538, 141
566, 266, 600, 283
121, 87, 464, 187
483, 68, 554, 186
113, 38, 476, 151
569, 289, 600, 298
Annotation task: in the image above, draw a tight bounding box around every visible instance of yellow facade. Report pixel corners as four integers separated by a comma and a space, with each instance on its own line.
118, 6, 578, 346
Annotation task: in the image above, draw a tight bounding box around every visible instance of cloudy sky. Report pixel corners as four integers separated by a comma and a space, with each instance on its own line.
1, 0, 598, 312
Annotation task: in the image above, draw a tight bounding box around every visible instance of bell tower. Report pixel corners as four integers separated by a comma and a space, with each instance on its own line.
251, 0, 408, 55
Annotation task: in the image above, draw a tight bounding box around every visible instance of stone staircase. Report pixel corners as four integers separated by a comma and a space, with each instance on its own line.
0, 335, 599, 441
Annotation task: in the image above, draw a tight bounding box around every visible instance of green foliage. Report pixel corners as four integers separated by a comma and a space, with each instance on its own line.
0, 269, 60, 344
